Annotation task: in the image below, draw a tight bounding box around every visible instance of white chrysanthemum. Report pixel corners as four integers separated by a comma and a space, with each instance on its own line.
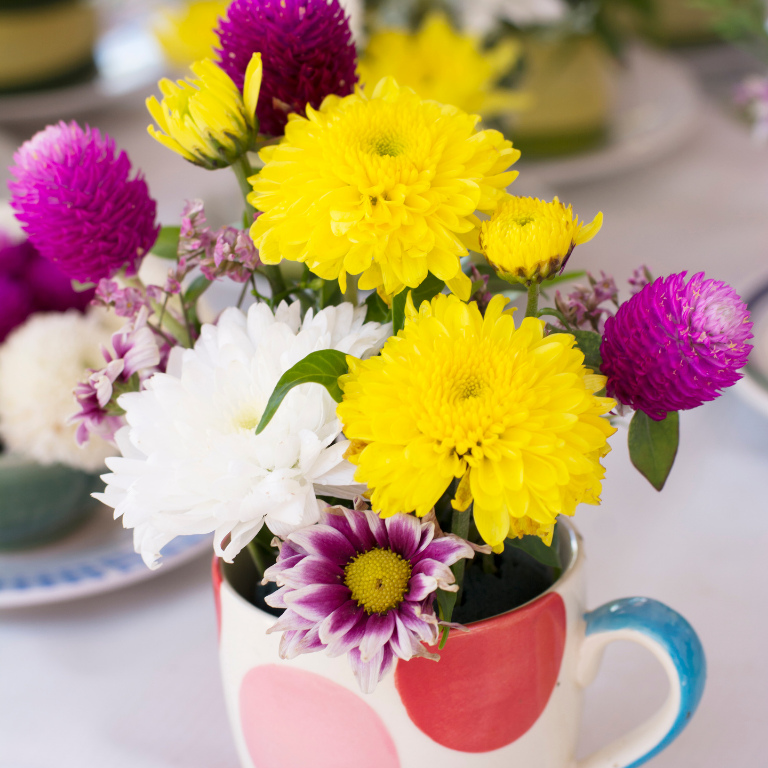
95, 301, 391, 569
0, 310, 119, 472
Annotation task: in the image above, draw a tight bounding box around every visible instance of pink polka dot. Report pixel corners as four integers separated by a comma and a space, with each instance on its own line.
239, 664, 401, 768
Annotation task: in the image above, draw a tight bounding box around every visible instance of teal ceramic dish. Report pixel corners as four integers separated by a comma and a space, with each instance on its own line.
0, 454, 103, 550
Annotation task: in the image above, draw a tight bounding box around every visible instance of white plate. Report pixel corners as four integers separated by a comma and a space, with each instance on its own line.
734, 275, 768, 420
0, 508, 211, 609
0, 22, 165, 125
519, 45, 702, 186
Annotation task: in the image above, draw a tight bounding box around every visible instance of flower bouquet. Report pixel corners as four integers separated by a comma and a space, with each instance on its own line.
0, 207, 123, 549
6, 0, 752, 763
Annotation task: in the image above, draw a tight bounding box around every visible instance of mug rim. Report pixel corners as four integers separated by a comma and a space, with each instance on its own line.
218, 519, 583, 630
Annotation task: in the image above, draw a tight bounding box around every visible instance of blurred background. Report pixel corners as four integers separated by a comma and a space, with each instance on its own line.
1, 0, 767, 766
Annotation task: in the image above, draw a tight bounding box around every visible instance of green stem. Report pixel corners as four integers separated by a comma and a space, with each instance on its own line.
525, 282, 540, 318
450, 505, 470, 596
246, 540, 268, 578
237, 277, 251, 309
233, 155, 286, 303
262, 265, 287, 303
178, 292, 195, 347
343, 273, 359, 307
233, 154, 257, 222
438, 503, 472, 650
537, 307, 572, 329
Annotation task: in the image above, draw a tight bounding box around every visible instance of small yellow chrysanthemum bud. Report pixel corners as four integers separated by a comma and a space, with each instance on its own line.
480, 196, 603, 285
146, 54, 262, 169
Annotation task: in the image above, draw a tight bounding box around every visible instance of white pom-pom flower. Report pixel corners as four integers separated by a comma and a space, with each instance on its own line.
0, 309, 119, 472
95, 301, 391, 569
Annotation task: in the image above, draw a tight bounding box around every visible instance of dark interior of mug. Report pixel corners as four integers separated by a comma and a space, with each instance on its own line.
223, 521, 578, 624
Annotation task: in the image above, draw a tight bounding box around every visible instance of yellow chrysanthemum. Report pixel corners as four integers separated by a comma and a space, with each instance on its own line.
146, 54, 262, 169
154, 1, 227, 66
337, 293, 616, 550
248, 77, 520, 299
358, 13, 527, 118
480, 196, 603, 284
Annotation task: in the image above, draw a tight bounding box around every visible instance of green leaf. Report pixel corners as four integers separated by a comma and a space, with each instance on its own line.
183, 275, 212, 304
392, 273, 445, 334
507, 532, 561, 569
542, 269, 586, 287
255, 349, 350, 435
151, 226, 180, 260
364, 291, 392, 324
436, 588, 458, 649
570, 330, 603, 372
628, 410, 679, 491
70, 280, 95, 293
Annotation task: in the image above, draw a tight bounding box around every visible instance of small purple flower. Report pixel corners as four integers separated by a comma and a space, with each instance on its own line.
179, 199, 214, 259
113, 287, 149, 318
263, 504, 475, 693
591, 271, 618, 305
164, 275, 182, 295
70, 307, 162, 446
203, 226, 261, 282
555, 270, 618, 333
469, 265, 492, 314
8, 121, 159, 283
628, 265, 652, 295
93, 279, 151, 319
601, 271, 753, 420
215, 0, 358, 136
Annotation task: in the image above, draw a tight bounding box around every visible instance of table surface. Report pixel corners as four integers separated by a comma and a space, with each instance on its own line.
2, 46, 768, 768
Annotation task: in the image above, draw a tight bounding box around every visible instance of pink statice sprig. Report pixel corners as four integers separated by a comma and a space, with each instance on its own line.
554, 270, 620, 333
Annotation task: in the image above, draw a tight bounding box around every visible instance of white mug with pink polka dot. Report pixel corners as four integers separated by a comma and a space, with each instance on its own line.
214, 521, 706, 768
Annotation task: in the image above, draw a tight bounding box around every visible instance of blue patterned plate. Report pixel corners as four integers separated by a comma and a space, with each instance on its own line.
0, 508, 211, 608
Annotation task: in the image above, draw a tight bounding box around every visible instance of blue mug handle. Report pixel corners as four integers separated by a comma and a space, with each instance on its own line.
576, 597, 706, 768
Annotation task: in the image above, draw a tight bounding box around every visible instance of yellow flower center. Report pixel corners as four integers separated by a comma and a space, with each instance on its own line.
369, 131, 406, 157
344, 548, 412, 615
234, 408, 261, 431
418, 335, 515, 459
456, 373, 485, 400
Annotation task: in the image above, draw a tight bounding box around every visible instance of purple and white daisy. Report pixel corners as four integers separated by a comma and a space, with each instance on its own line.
263, 504, 476, 693
601, 271, 753, 420
70, 307, 162, 447
9, 121, 159, 283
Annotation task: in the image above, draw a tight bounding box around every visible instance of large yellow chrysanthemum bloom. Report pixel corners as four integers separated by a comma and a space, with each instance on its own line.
248, 77, 520, 299
358, 13, 527, 118
480, 196, 603, 284
154, 1, 227, 66
146, 54, 262, 169
337, 293, 616, 550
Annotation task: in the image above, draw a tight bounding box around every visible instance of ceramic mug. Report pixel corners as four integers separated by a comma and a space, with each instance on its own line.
214, 521, 706, 768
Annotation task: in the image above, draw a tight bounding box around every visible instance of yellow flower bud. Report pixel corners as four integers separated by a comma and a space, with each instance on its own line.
480, 196, 603, 285
146, 54, 263, 169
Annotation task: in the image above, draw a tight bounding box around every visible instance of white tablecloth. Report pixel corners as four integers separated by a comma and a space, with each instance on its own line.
2, 57, 768, 768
